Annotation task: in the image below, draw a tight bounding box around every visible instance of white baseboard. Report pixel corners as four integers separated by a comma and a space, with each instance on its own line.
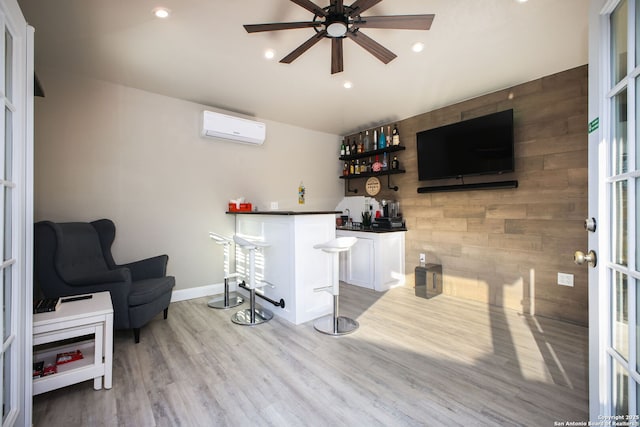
170, 282, 229, 302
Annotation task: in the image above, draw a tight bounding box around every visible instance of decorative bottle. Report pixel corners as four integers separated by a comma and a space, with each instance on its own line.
391, 156, 399, 170
372, 155, 382, 172
378, 126, 386, 149
392, 124, 400, 145
298, 181, 305, 205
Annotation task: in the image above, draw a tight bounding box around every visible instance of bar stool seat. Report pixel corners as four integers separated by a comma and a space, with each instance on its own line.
313, 236, 359, 336
232, 235, 273, 326
207, 232, 244, 309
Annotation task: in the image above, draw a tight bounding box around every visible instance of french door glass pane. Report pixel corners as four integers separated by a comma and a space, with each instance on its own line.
615, 91, 629, 175
3, 266, 10, 342
637, 178, 640, 269
4, 107, 11, 180
615, 271, 630, 360
4, 30, 11, 102
614, 180, 629, 266
615, 360, 630, 415
3, 187, 10, 261
2, 350, 8, 422
613, 0, 629, 85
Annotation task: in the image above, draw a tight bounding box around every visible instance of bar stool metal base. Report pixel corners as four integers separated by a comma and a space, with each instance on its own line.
207, 293, 244, 309
231, 307, 274, 326
207, 278, 244, 309
313, 315, 359, 336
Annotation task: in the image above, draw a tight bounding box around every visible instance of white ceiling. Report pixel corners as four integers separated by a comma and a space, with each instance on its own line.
17, 0, 589, 136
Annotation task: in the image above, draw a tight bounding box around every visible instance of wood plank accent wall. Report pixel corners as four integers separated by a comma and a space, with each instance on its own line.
344, 65, 588, 325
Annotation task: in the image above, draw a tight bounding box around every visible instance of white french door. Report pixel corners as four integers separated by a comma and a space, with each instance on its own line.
589, 0, 640, 419
0, 0, 32, 425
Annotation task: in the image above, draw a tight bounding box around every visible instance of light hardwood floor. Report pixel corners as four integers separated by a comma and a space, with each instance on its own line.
33, 284, 588, 426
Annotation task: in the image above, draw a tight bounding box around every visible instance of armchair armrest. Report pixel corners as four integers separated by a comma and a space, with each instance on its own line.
121, 254, 168, 281
66, 268, 131, 286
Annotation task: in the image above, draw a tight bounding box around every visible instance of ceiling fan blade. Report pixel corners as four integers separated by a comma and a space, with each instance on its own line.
346, 30, 397, 64
280, 30, 327, 64
355, 14, 435, 30
331, 0, 344, 14
331, 38, 344, 74
290, 0, 327, 17
244, 21, 321, 33
347, 0, 382, 17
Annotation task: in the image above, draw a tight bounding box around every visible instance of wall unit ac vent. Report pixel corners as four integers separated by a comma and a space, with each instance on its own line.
201, 110, 266, 145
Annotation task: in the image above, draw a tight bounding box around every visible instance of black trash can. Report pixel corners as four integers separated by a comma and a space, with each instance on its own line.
415, 264, 442, 299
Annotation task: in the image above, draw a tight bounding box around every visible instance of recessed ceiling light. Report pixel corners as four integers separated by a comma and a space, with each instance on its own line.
264, 49, 275, 60
515, 0, 528, 3
343, 81, 353, 89
153, 7, 170, 19
412, 42, 425, 53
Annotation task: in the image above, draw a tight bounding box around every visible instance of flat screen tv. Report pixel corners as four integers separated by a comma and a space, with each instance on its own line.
416, 109, 515, 181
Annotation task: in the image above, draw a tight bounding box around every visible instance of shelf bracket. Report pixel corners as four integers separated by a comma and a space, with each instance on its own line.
387, 173, 398, 191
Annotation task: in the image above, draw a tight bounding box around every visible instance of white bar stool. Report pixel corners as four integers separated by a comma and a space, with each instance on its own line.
232, 235, 274, 326
207, 232, 244, 309
313, 236, 359, 335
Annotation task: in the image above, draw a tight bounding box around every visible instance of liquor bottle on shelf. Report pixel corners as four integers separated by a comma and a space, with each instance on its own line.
386, 125, 392, 147
382, 152, 388, 170
392, 124, 400, 145
363, 130, 370, 151
349, 160, 355, 175
355, 159, 360, 174
391, 156, 399, 170
340, 140, 346, 156
373, 129, 378, 150
378, 126, 385, 149
343, 162, 349, 176
345, 141, 351, 156
372, 155, 382, 172
351, 139, 357, 156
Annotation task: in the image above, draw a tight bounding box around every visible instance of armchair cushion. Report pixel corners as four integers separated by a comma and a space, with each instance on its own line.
128, 277, 175, 307
54, 222, 110, 281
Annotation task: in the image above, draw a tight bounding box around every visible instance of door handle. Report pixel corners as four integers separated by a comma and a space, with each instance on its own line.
574, 250, 597, 268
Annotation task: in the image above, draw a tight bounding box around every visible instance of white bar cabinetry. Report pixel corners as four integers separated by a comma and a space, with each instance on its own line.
336, 229, 406, 291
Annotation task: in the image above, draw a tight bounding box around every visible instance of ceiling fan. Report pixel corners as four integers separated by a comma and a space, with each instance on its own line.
243, 0, 435, 74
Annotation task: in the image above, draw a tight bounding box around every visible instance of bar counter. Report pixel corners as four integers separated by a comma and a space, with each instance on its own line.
227, 210, 338, 324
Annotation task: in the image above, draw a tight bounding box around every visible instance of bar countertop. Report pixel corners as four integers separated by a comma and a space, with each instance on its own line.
336, 226, 407, 234
226, 210, 341, 216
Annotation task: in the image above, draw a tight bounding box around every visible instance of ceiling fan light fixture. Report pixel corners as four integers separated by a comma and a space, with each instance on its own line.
327, 22, 348, 38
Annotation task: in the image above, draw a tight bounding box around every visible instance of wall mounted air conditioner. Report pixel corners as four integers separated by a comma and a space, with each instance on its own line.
201, 110, 266, 145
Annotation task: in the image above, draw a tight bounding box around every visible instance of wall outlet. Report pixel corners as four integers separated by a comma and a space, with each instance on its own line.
558, 272, 574, 287
419, 253, 426, 264
270, 201, 278, 210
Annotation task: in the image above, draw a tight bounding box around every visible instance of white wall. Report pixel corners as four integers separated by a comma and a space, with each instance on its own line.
34, 69, 343, 291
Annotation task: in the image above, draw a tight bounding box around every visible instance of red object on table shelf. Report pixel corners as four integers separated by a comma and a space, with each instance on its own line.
228, 203, 252, 212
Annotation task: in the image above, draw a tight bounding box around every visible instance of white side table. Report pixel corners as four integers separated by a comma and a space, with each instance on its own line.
32, 291, 114, 395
